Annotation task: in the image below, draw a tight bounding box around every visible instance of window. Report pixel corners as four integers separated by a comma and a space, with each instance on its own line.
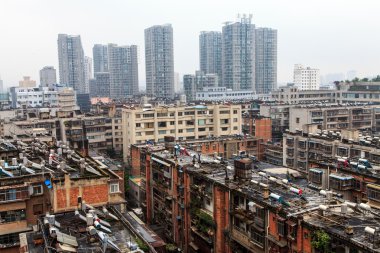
233, 110, 238, 114
110, 183, 120, 193
277, 219, 286, 236
158, 130, 166, 135
178, 112, 183, 116
136, 123, 141, 128
233, 126, 238, 130
170, 121, 175, 125
158, 122, 167, 128
143, 113, 154, 118
233, 118, 238, 122
296, 117, 300, 123
157, 113, 168, 117
178, 129, 183, 133
368, 185, 380, 202
187, 128, 194, 133
0, 209, 26, 223
251, 229, 264, 246
221, 127, 228, 131
184, 111, 195, 115
170, 130, 175, 134
178, 120, 183, 124
32, 185, 43, 195
309, 170, 322, 184
0, 233, 20, 247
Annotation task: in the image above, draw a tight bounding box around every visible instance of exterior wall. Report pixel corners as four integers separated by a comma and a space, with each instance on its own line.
122, 104, 242, 161
214, 186, 230, 253
293, 64, 320, 90
52, 174, 123, 213
145, 24, 174, 99
271, 86, 335, 104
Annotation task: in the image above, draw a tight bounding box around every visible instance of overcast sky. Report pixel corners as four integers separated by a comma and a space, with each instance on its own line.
0, 0, 379, 88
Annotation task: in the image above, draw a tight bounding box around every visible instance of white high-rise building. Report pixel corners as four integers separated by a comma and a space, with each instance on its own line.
57, 34, 86, 93
93, 44, 109, 73
39, 66, 57, 87
293, 64, 320, 90
199, 31, 222, 85
145, 24, 174, 98
0, 75, 3, 92
222, 15, 255, 91
84, 56, 93, 93
108, 44, 139, 98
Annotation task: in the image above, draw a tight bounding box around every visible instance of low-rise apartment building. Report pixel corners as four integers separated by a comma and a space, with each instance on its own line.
0, 138, 125, 253
122, 103, 242, 161
260, 103, 380, 135
132, 141, 380, 253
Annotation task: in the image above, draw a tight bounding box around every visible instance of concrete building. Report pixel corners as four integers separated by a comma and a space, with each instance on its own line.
93, 44, 109, 73
195, 87, 269, 101
222, 15, 255, 91
90, 72, 110, 98
336, 81, 380, 104
108, 44, 139, 98
145, 24, 174, 99
18, 76, 36, 88
260, 103, 380, 136
57, 34, 86, 93
39, 66, 57, 87
9, 85, 77, 109
122, 103, 242, 161
0, 137, 127, 253
131, 141, 380, 253
255, 28, 277, 94
183, 71, 218, 101
84, 56, 93, 93
271, 85, 335, 104
199, 31, 222, 85
293, 64, 320, 90
0, 75, 3, 92
174, 72, 181, 93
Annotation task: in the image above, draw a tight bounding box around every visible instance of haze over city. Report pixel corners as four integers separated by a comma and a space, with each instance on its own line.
0, 0, 379, 88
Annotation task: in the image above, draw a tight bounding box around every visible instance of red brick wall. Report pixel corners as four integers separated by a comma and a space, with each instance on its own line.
268, 211, 279, 240
255, 118, 272, 142
214, 186, 230, 253
56, 189, 66, 209
130, 146, 141, 176
70, 187, 79, 206
302, 227, 312, 253
82, 184, 108, 204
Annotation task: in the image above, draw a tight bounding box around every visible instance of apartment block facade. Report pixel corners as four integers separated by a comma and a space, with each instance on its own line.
222, 16, 255, 91
57, 34, 86, 93
199, 31, 222, 85
255, 28, 277, 94
122, 104, 242, 161
293, 64, 320, 90
145, 24, 175, 98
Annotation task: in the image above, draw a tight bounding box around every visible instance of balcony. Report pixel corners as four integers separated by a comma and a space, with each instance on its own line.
0, 186, 30, 203
231, 226, 264, 251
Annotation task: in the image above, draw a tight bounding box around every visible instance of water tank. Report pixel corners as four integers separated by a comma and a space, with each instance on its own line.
180, 95, 186, 104
234, 158, 253, 179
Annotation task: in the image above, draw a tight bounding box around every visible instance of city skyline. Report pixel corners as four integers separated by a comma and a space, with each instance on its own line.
0, 0, 379, 89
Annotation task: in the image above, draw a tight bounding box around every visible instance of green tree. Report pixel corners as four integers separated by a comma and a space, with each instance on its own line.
136, 237, 149, 252
311, 230, 330, 253
372, 75, 380, 82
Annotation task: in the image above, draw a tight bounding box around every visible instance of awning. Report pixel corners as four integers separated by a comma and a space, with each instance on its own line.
267, 234, 287, 247
309, 168, 323, 174
329, 174, 353, 180
189, 242, 199, 251
152, 157, 170, 167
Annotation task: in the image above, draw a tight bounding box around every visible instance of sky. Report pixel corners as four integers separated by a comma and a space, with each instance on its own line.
0, 0, 379, 89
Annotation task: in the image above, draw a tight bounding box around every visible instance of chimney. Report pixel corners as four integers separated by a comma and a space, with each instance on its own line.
164, 136, 176, 154
234, 158, 253, 180
262, 186, 269, 199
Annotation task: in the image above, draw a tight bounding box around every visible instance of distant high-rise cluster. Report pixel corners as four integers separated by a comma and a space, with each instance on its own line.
55, 16, 276, 101
186, 14, 278, 101
91, 43, 139, 98
145, 24, 175, 99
